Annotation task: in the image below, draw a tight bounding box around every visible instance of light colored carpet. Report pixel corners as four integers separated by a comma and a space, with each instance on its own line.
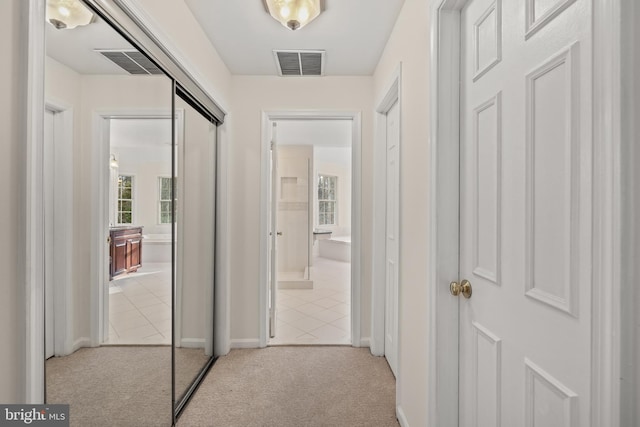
177, 347, 399, 427
46, 346, 210, 427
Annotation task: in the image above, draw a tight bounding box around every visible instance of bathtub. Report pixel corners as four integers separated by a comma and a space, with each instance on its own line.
318, 236, 351, 262
142, 233, 172, 263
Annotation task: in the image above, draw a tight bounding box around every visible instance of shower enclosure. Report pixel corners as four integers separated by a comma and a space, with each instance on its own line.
276, 145, 314, 289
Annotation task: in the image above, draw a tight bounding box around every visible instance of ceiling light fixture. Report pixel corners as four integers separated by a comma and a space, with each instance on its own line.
263, 0, 323, 31
46, 0, 95, 30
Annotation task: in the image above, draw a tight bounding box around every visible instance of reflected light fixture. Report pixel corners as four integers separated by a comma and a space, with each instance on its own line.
46, 0, 95, 30
109, 154, 119, 169
263, 0, 323, 31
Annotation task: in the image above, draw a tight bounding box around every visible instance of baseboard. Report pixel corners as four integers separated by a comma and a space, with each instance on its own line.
397, 404, 409, 427
71, 337, 91, 354
180, 338, 205, 349
231, 338, 261, 349
359, 336, 371, 348
369, 336, 384, 356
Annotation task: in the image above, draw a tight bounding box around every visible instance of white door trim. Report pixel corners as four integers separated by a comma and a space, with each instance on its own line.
591, 0, 623, 425
371, 63, 401, 358
428, 2, 465, 425
90, 110, 184, 347
429, 1, 624, 427
25, 0, 46, 403
44, 101, 74, 357
259, 110, 362, 348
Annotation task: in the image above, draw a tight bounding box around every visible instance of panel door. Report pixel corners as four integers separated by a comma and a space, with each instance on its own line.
385, 100, 400, 377
129, 238, 142, 270
113, 239, 127, 277
458, 0, 592, 426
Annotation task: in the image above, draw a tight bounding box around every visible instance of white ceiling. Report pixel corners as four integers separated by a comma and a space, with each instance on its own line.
275, 120, 351, 147
184, 0, 406, 76
46, 1, 405, 76
46, 17, 134, 75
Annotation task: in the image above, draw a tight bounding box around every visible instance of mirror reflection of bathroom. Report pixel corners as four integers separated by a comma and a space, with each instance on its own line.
107, 118, 174, 346
270, 120, 352, 345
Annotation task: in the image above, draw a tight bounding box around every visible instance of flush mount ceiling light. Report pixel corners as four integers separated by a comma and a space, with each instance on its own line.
46, 0, 95, 30
263, 0, 324, 31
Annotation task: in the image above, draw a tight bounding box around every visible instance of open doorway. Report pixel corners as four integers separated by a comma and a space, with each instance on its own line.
104, 117, 174, 345
268, 119, 353, 345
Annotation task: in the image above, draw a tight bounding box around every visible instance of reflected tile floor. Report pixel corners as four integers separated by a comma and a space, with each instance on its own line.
270, 256, 351, 346
105, 262, 172, 345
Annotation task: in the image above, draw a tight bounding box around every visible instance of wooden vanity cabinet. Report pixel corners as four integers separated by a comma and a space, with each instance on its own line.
109, 226, 143, 280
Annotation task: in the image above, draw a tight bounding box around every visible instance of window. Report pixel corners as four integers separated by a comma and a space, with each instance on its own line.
158, 176, 175, 224
117, 175, 134, 224
318, 174, 337, 226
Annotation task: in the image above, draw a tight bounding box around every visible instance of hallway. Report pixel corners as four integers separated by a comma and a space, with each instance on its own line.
178, 347, 398, 427
271, 256, 351, 345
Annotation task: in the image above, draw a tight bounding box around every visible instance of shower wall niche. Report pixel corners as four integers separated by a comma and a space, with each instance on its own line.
277, 145, 313, 289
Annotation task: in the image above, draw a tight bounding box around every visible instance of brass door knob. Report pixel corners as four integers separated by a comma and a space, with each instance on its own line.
450, 279, 472, 299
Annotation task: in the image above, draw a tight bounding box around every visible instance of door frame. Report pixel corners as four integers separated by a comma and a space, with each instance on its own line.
44, 101, 74, 358
91, 110, 184, 347
258, 110, 363, 348
429, 0, 623, 426
371, 63, 401, 363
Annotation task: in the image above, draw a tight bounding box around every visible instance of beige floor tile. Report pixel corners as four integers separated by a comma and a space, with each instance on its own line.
144, 308, 172, 324
330, 303, 350, 316
330, 316, 351, 332
138, 302, 170, 316
295, 302, 326, 315
115, 323, 158, 340
310, 323, 348, 341
310, 309, 346, 324
128, 294, 163, 309
111, 313, 150, 334
276, 309, 306, 323
291, 315, 325, 333
313, 297, 341, 309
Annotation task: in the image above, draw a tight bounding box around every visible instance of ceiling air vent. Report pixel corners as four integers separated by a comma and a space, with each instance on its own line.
95, 49, 163, 75
273, 50, 325, 76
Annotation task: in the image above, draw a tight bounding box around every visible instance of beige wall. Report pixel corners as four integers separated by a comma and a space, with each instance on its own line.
373, 0, 431, 424
0, 0, 26, 403
229, 76, 374, 342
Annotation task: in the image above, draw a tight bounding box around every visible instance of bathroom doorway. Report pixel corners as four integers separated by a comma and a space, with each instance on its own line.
262, 114, 361, 346
104, 117, 175, 345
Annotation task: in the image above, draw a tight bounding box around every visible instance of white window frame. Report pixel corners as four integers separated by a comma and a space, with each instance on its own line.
318, 173, 338, 226
158, 176, 173, 224
116, 174, 135, 225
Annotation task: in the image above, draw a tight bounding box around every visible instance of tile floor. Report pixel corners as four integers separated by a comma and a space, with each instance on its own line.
270, 256, 351, 345
105, 262, 172, 345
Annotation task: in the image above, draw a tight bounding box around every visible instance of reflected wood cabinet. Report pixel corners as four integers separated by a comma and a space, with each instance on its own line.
109, 226, 143, 280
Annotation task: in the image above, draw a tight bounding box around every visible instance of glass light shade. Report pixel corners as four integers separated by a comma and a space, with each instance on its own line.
46, 0, 95, 30
264, 0, 322, 31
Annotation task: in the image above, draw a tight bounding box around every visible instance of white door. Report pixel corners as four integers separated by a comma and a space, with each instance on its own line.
458, 0, 591, 426
385, 100, 400, 377
44, 109, 55, 359
269, 122, 279, 338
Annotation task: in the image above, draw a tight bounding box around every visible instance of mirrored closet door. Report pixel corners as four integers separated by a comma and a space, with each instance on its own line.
43, 1, 222, 425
